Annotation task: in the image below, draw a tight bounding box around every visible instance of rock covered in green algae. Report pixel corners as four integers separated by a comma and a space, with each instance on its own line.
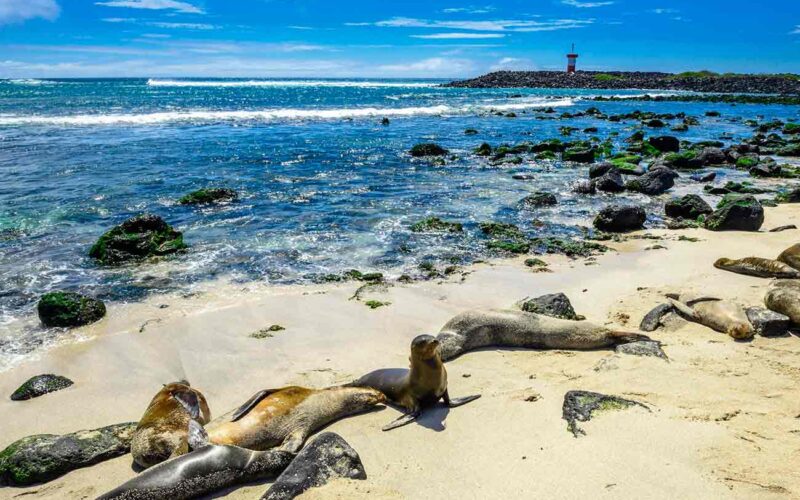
178, 187, 238, 205
518, 293, 582, 321
593, 205, 646, 233
775, 187, 800, 204
37, 291, 106, 328
409, 216, 463, 233
409, 143, 448, 157
529, 237, 609, 258
704, 194, 764, 231
89, 214, 186, 265
10, 375, 74, 401
562, 390, 648, 437
664, 194, 713, 220
562, 147, 595, 163
520, 192, 557, 208
0, 423, 136, 485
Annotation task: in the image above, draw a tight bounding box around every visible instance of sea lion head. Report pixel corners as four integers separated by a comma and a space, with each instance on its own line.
727, 323, 754, 340
714, 258, 734, 269
410, 334, 440, 360
338, 386, 387, 410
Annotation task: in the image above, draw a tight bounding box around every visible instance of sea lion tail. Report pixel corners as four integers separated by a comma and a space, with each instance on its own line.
609, 331, 652, 344
668, 298, 701, 321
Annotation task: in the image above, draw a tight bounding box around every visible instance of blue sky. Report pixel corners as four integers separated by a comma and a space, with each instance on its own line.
0, 0, 798, 78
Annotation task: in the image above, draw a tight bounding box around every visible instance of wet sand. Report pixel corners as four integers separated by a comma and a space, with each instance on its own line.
1, 204, 799, 499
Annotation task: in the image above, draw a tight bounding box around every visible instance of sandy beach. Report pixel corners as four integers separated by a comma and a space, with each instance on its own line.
0, 203, 798, 499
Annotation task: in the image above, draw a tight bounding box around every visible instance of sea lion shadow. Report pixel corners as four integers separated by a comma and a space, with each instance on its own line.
415, 405, 450, 432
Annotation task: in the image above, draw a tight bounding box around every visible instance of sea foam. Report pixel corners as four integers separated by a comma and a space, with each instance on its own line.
147, 79, 438, 88
0, 98, 575, 126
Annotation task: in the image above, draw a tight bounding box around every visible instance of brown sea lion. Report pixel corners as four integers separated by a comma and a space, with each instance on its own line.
349, 335, 481, 431
714, 257, 800, 279
777, 243, 800, 271
668, 298, 753, 339
205, 386, 385, 452
130, 381, 211, 469
435, 309, 650, 361
765, 279, 800, 326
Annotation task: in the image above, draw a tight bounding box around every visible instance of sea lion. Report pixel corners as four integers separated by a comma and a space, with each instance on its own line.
99, 438, 294, 500
777, 243, 800, 271
204, 386, 385, 452
765, 279, 800, 325
714, 257, 800, 279
668, 298, 753, 339
435, 309, 650, 361
130, 381, 211, 469
349, 334, 481, 431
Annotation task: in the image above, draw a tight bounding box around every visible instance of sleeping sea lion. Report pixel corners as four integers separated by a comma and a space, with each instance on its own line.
778, 243, 800, 271
99, 436, 293, 500
765, 279, 800, 325
130, 381, 211, 469
205, 386, 385, 452
668, 298, 753, 339
714, 257, 800, 279
349, 334, 480, 431
435, 309, 650, 361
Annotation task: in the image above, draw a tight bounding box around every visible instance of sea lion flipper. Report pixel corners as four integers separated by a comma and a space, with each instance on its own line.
442, 390, 481, 408
172, 390, 201, 419
668, 299, 701, 321
278, 431, 305, 453
187, 419, 209, 450
231, 389, 282, 422
382, 411, 420, 432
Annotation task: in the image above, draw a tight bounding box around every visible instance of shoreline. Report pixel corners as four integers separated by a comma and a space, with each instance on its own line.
2, 203, 800, 498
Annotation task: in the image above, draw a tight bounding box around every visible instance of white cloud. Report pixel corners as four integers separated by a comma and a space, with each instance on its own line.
410, 33, 505, 39
490, 57, 534, 71
651, 8, 679, 14
149, 22, 215, 29
377, 57, 475, 77
371, 17, 593, 32
562, 0, 613, 7
95, 0, 203, 14
101, 17, 217, 29
791, 25, 800, 34
0, 0, 59, 24
442, 6, 495, 14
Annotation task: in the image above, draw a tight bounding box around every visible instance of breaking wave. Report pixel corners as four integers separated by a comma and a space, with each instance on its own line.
0, 98, 576, 126
147, 79, 438, 88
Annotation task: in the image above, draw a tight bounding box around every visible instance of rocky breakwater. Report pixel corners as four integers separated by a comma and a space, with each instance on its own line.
445, 71, 800, 94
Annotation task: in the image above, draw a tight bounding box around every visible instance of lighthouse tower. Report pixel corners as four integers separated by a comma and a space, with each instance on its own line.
566, 44, 578, 74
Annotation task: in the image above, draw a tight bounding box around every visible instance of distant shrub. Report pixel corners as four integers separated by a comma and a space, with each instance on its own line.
594, 73, 623, 82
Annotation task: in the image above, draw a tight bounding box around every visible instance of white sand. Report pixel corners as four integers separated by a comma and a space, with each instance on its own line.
1, 205, 799, 499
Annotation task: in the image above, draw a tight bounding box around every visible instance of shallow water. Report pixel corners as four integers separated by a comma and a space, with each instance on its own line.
0, 78, 798, 369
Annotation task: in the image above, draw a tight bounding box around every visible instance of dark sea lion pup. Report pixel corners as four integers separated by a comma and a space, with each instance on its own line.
435, 309, 650, 361
714, 257, 800, 279
205, 385, 386, 452
349, 335, 481, 431
99, 434, 294, 500
130, 381, 211, 469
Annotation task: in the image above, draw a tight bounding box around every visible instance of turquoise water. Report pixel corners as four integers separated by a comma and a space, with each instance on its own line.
0, 78, 798, 366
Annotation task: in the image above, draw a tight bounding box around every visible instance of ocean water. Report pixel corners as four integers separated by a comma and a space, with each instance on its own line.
1, 78, 798, 369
